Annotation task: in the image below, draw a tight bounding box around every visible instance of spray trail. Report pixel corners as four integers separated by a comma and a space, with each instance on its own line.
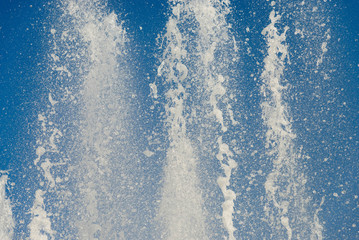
29, 0, 135, 239
261, 10, 297, 239
158, 0, 237, 239
191, 0, 238, 239
0, 175, 14, 240
261, 9, 323, 240
157, 2, 207, 238
29, 190, 55, 240
28, 90, 62, 239
61, 1, 133, 239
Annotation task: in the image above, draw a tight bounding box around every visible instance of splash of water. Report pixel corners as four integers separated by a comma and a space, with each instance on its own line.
7, 0, 353, 239
157, 1, 207, 238
260, 9, 323, 240
64, 1, 129, 238
0, 175, 14, 240
28, 190, 55, 240
157, 0, 237, 239
29, 0, 135, 239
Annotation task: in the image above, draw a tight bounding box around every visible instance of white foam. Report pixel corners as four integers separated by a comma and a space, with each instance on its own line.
29, 190, 55, 240
261, 9, 293, 239
316, 29, 331, 66
210, 75, 228, 132
233, 36, 239, 52
40, 159, 56, 188
158, 2, 207, 239
227, 104, 239, 125
311, 197, 324, 240
59, 0, 130, 238
281, 216, 292, 239
29, 0, 129, 238
149, 82, 158, 99
216, 137, 237, 240
35, 146, 46, 165
34, 112, 61, 189
143, 149, 154, 157
159, 1, 237, 239
48, 93, 58, 106
54, 65, 71, 77
50, 53, 59, 62
191, 1, 238, 238
261, 10, 296, 239
261, 9, 323, 239
0, 175, 14, 240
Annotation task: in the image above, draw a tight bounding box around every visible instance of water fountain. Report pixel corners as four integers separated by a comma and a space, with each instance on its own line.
1, 0, 357, 239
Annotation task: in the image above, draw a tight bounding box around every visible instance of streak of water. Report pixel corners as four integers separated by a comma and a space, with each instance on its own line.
157, 1, 207, 238
0, 175, 14, 240
260, 9, 323, 240
29, 0, 136, 239
157, 0, 237, 239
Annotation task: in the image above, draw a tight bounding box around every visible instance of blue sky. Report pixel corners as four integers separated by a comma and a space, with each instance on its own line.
0, 0, 358, 239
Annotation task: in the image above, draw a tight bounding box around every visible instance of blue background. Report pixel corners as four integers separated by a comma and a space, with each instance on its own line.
0, 0, 358, 239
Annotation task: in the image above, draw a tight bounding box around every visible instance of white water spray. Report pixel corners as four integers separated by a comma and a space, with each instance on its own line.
67, 2, 128, 238
192, 1, 238, 238
157, 3, 207, 238
29, 95, 59, 239
29, 190, 55, 240
261, 9, 323, 240
60, 1, 133, 239
9, 0, 358, 238
0, 175, 14, 240
158, 0, 237, 239
29, 0, 134, 239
